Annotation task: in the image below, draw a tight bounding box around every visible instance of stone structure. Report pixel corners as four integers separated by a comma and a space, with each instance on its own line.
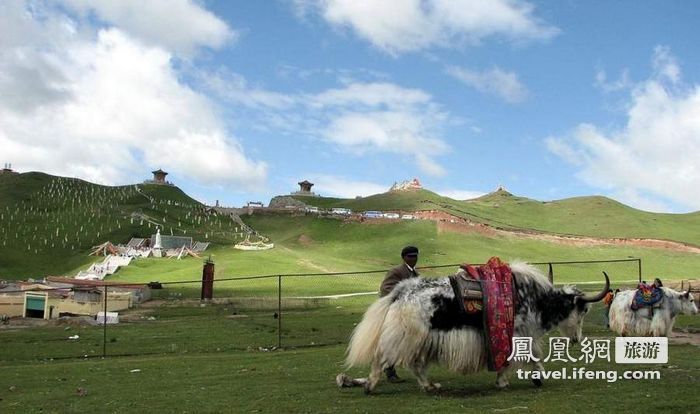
390, 178, 423, 192
268, 196, 308, 209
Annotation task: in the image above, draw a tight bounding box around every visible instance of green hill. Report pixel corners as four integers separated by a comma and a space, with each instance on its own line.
108, 214, 700, 296
4, 173, 700, 282
296, 188, 700, 245
0, 172, 245, 279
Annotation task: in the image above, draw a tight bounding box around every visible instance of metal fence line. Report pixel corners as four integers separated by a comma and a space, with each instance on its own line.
1, 257, 647, 359
0, 258, 643, 293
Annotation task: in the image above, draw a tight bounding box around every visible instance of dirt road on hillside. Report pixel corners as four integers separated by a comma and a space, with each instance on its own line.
406, 210, 700, 254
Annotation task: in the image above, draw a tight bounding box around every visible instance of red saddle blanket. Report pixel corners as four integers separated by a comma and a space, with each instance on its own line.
461, 257, 515, 371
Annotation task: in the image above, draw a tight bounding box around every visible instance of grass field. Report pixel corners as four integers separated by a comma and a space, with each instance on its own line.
98, 215, 700, 300
1, 298, 698, 413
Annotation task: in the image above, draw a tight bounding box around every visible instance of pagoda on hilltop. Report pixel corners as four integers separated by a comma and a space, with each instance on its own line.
144, 168, 174, 186
291, 180, 318, 197
390, 178, 423, 192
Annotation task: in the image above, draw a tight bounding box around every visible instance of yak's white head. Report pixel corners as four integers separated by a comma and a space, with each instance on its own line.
672, 285, 698, 316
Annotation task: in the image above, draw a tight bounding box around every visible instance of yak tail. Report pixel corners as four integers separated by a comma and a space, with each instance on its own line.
345, 295, 392, 368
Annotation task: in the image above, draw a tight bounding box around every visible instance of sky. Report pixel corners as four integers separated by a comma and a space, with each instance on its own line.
1, 1, 700, 213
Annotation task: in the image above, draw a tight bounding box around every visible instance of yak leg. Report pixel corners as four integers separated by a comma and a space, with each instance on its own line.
530, 346, 545, 387
363, 357, 383, 395
495, 366, 511, 389
409, 360, 441, 393
335, 373, 368, 388
651, 312, 671, 337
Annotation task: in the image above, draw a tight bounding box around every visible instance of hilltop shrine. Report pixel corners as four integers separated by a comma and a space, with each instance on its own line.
145, 169, 173, 186
292, 180, 317, 197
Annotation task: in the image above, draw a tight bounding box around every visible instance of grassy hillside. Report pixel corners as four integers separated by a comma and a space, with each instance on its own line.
294, 188, 453, 211
455, 191, 700, 244
0, 172, 247, 279
4, 173, 700, 282
297, 188, 700, 245
108, 215, 700, 298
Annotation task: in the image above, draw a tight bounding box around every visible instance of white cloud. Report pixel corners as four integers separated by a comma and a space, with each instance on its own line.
436, 189, 485, 200
199, 68, 297, 110
295, 0, 558, 54
200, 75, 453, 177
304, 175, 388, 198
446, 65, 528, 103
61, 0, 235, 57
594, 68, 632, 93
0, 1, 266, 189
546, 47, 700, 212
311, 82, 431, 108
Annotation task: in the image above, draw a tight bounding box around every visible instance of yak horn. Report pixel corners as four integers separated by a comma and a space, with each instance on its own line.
684, 283, 691, 297
580, 271, 611, 303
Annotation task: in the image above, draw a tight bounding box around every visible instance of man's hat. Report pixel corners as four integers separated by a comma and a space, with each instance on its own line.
401, 246, 419, 257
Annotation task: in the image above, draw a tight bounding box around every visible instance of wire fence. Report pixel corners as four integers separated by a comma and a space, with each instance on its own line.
0, 258, 645, 361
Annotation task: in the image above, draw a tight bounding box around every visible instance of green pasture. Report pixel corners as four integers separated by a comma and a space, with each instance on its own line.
99, 215, 700, 299
1, 298, 698, 413
297, 188, 700, 245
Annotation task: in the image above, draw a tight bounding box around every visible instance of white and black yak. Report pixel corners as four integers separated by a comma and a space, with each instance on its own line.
337, 262, 609, 394
609, 285, 697, 337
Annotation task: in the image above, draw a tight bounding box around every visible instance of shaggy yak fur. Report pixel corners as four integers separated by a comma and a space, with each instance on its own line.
609, 286, 697, 337
337, 262, 609, 394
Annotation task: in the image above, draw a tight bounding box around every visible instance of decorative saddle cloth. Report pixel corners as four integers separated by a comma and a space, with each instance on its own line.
631, 284, 664, 311
449, 257, 515, 372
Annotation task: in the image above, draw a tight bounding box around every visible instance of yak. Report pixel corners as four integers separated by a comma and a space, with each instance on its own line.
609, 285, 697, 337
337, 262, 609, 394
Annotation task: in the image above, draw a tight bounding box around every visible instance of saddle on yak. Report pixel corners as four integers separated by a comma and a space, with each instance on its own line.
630, 283, 664, 318
448, 257, 515, 372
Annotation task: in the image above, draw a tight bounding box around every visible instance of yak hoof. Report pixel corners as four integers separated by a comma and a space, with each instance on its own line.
424, 383, 442, 393
336, 373, 351, 388
495, 382, 510, 390
532, 378, 543, 387
363, 384, 373, 395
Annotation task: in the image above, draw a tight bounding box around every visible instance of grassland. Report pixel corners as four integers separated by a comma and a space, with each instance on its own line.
96, 214, 700, 299
1, 298, 698, 413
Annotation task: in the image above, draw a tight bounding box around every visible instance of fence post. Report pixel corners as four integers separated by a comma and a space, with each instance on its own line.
102, 285, 108, 358
278, 275, 282, 349
201, 259, 215, 300
637, 258, 642, 283
547, 263, 553, 284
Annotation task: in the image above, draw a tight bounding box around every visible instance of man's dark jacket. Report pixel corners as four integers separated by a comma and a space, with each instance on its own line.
379, 264, 419, 297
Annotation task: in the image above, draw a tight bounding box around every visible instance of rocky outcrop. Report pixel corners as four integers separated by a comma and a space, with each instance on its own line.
268, 196, 309, 209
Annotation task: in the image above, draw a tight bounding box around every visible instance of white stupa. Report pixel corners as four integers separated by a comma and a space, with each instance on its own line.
153, 228, 163, 257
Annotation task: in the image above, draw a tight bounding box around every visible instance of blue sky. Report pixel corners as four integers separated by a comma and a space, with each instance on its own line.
2, 1, 700, 212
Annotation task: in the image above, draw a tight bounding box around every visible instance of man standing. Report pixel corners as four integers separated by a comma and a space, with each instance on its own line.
378, 245, 420, 382
380, 246, 420, 297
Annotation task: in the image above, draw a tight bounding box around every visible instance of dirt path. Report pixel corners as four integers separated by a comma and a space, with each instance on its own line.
277, 245, 335, 273
669, 330, 700, 346
409, 210, 700, 254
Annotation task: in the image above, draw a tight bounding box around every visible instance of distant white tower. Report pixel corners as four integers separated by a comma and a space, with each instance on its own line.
154, 228, 162, 249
